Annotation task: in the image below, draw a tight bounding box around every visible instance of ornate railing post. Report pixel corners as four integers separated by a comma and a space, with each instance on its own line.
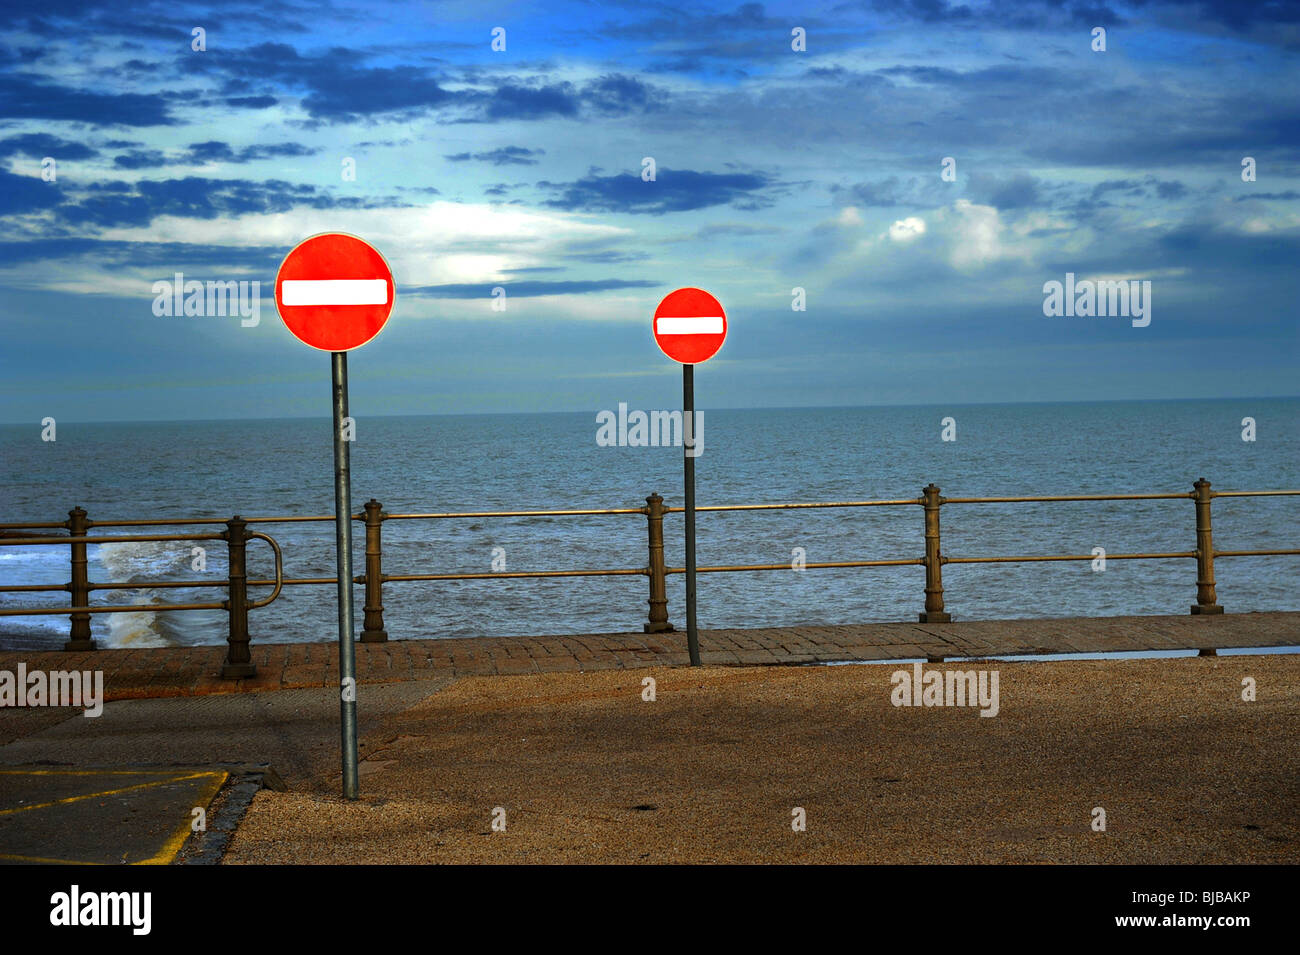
643, 492, 674, 633
221, 515, 256, 678
360, 499, 388, 642
64, 506, 95, 651
1191, 477, 1223, 617
919, 483, 952, 623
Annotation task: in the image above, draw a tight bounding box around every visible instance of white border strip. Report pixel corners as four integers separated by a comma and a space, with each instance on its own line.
656, 315, 724, 335
282, 279, 389, 306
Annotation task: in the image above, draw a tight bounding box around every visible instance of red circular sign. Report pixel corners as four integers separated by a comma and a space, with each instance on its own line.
653, 287, 727, 364
275, 233, 395, 352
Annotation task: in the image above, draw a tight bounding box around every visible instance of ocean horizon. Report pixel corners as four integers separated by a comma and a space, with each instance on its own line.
2, 396, 1297, 651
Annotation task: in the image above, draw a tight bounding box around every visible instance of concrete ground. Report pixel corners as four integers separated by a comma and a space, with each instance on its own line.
1, 628, 1296, 864
0, 680, 452, 863
219, 655, 1298, 864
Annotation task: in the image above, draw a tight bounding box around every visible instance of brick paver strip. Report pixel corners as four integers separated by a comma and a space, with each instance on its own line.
0, 612, 1294, 702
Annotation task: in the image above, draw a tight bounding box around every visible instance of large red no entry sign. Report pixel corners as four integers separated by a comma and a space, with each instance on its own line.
653, 287, 727, 364
275, 233, 395, 352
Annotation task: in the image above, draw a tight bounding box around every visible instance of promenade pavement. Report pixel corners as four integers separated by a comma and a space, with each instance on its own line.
0, 612, 1294, 702
0, 613, 1295, 864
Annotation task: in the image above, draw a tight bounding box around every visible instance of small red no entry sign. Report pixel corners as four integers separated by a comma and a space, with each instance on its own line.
275, 233, 395, 352
653, 287, 727, 364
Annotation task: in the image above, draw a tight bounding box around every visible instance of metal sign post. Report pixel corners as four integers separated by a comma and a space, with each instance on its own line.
275, 232, 395, 801
332, 351, 359, 800
683, 363, 700, 666
651, 287, 727, 668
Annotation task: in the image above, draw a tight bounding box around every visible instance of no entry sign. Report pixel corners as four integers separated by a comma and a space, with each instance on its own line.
653, 287, 727, 365
650, 286, 729, 669
275, 233, 395, 352
273, 231, 397, 802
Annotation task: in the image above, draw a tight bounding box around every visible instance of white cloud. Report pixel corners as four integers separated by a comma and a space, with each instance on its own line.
837, 206, 863, 227
79, 201, 630, 289
887, 216, 926, 242
941, 199, 1002, 268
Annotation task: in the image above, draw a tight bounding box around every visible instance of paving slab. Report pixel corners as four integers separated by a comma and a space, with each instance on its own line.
0, 613, 1292, 704
0, 767, 226, 865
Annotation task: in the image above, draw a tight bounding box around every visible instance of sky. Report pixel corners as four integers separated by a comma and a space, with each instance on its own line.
0, 0, 1297, 422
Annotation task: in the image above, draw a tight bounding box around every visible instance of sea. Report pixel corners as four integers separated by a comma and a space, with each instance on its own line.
1, 398, 1297, 652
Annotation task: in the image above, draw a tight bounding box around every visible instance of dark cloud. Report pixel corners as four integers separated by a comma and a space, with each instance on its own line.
865, 0, 1121, 28
177, 41, 659, 125
51, 176, 403, 229
581, 74, 656, 114
1034, 220, 1300, 284
113, 149, 168, 169
1234, 191, 1300, 201
181, 42, 456, 122
224, 95, 278, 109
644, 56, 707, 75
0, 74, 174, 126
480, 74, 662, 121
101, 141, 321, 169
1168, 0, 1300, 31
0, 237, 283, 270
1154, 179, 1187, 200
1089, 176, 1189, 202
877, 63, 1072, 91
1028, 103, 1300, 167
0, 1, 315, 43
0, 133, 97, 160
969, 173, 1042, 209
407, 279, 660, 298
833, 177, 911, 207
1091, 179, 1143, 199
0, 169, 55, 215
486, 83, 580, 120
185, 141, 238, 163
445, 146, 544, 166
185, 140, 319, 163
597, 3, 783, 41
562, 250, 651, 264
0, 45, 47, 67
541, 168, 773, 214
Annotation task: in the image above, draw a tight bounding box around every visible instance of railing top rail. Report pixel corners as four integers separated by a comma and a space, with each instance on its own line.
665, 499, 920, 513
0, 532, 226, 546
943, 492, 1192, 503
945, 489, 1300, 503
0, 516, 336, 530
2, 488, 1295, 533
95, 516, 335, 526
1212, 490, 1300, 498
383, 508, 646, 519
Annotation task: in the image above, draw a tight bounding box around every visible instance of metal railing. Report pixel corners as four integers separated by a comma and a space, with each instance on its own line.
0, 478, 1296, 677
0, 511, 283, 677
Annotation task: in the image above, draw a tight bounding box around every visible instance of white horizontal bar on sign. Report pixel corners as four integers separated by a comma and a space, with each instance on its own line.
281, 279, 388, 306
656, 315, 723, 335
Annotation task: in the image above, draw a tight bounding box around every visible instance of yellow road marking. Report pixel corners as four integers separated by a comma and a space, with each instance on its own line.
0, 770, 221, 817
0, 768, 231, 865
136, 770, 228, 865
0, 768, 195, 777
